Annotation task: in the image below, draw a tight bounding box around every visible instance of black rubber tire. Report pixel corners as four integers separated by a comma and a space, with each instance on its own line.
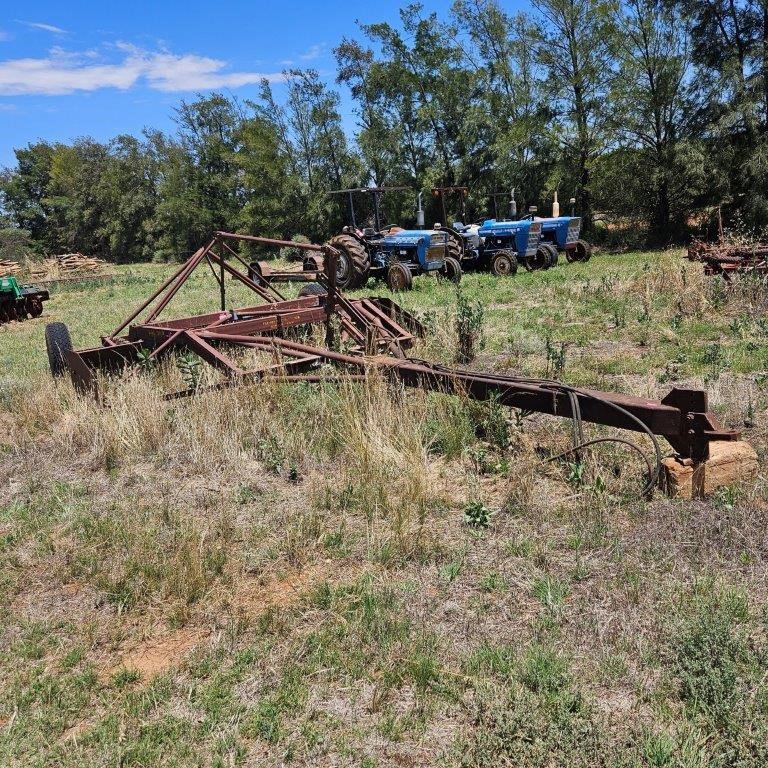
386, 262, 413, 292
490, 250, 518, 277
441, 256, 463, 284
26, 296, 44, 317
524, 249, 549, 271
328, 234, 370, 289
543, 243, 559, 267
45, 322, 73, 377
445, 229, 465, 262
565, 248, 577, 263
535, 244, 554, 269
575, 239, 593, 262
298, 283, 327, 298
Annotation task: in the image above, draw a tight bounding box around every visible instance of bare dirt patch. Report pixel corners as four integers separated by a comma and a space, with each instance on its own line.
100, 561, 349, 684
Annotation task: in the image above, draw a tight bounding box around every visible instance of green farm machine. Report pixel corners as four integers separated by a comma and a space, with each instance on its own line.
0, 275, 49, 324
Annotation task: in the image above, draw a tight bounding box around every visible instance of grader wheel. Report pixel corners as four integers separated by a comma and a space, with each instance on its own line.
45, 322, 73, 377
298, 283, 327, 298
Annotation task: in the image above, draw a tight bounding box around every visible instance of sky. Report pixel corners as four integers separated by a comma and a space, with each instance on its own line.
0, 0, 477, 169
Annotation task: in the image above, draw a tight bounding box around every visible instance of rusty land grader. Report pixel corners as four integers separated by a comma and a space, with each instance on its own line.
45, 231, 754, 498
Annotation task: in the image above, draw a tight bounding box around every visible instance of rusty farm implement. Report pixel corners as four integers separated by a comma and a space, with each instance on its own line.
45, 231, 750, 498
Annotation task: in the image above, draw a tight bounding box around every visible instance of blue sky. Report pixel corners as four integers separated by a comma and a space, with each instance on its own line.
0, 0, 481, 169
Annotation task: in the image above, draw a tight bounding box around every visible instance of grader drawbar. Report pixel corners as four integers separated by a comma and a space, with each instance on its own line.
47, 231, 748, 498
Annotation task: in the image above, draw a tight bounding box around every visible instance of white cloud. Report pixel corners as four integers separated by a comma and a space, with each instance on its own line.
299, 44, 324, 61
0, 44, 284, 96
20, 21, 67, 34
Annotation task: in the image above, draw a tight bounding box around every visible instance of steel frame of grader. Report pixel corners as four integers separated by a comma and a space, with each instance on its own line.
57, 231, 738, 480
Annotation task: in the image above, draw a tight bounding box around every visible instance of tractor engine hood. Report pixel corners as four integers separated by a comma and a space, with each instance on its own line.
478, 219, 534, 236
382, 230, 446, 246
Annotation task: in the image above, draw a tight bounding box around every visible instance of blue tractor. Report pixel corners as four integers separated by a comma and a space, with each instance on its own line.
523, 196, 593, 262
433, 188, 554, 275
327, 187, 462, 291
448, 218, 545, 276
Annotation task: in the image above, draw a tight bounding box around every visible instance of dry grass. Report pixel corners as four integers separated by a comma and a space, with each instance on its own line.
1, 251, 768, 766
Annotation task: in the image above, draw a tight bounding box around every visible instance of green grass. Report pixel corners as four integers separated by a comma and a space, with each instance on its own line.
1, 248, 768, 765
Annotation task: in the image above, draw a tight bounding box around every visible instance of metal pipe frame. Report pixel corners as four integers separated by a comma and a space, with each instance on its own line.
64, 232, 739, 462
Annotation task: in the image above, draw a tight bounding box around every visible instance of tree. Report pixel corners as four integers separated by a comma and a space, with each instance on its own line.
667, 0, 768, 230
256, 71, 359, 240
0, 142, 59, 252
335, 38, 398, 186
532, 0, 620, 230
236, 114, 296, 240
610, 0, 702, 241
360, 4, 476, 185
451, 0, 556, 213
153, 94, 242, 259
96, 135, 160, 261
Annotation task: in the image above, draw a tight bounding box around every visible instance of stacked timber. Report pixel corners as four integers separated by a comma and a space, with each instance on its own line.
0, 259, 22, 277
28, 253, 108, 280
687, 238, 768, 278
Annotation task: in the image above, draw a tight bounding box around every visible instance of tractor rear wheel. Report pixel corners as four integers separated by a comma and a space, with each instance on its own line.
45, 322, 73, 378
575, 239, 593, 262
328, 234, 370, 289
525, 248, 549, 271
565, 248, 577, 263
298, 283, 327, 298
445, 230, 464, 263
490, 250, 518, 277
441, 256, 463, 284
543, 243, 559, 267
386, 262, 413, 292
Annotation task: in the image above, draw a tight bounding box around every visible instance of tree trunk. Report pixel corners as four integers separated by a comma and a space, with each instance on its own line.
764, 2, 768, 132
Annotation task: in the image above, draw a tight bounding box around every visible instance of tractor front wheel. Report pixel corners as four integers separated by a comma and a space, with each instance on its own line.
45, 322, 73, 378
441, 256, 463, 284
575, 239, 593, 262
490, 250, 518, 277
328, 234, 370, 289
386, 262, 413, 292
